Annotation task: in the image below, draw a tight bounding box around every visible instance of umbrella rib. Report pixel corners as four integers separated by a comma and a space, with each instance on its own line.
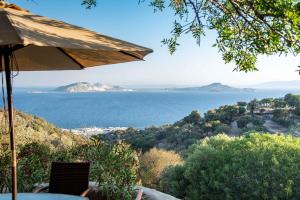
57, 47, 84, 69
119, 50, 144, 61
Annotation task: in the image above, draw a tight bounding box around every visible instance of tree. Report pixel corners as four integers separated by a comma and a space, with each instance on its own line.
236, 116, 251, 128
181, 110, 202, 125
247, 99, 257, 117
218, 105, 239, 124
284, 93, 300, 107
274, 98, 287, 108
83, 0, 300, 72
237, 101, 247, 107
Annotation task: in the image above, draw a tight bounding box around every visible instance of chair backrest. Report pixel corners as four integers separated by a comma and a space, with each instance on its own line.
49, 162, 90, 195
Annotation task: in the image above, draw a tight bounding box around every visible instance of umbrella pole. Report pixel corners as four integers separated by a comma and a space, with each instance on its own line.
3, 48, 17, 200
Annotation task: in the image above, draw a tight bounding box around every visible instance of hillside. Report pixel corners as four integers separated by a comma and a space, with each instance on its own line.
167, 82, 254, 92
54, 82, 129, 93
100, 94, 300, 154
0, 110, 87, 148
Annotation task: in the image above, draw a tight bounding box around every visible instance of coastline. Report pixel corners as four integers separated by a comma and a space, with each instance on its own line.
62, 127, 128, 138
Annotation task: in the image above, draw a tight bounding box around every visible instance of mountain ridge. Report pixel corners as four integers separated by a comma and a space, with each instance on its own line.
166, 82, 254, 92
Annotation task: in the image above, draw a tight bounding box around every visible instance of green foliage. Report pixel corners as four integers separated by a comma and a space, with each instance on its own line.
285, 94, 300, 107
85, 141, 139, 200
273, 109, 294, 127
247, 99, 257, 117
81, 0, 97, 9
177, 110, 201, 126
148, 0, 300, 72
205, 105, 240, 125
252, 117, 265, 126
237, 101, 247, 107
160, 165, 188, 199
238, 106, 246, 115
80, 0, 300, 72
294, 107, 300, 116
0, 140, 139, 200
0, 145, 10, 193
274, 98, 287, 108
17, 143, 51, 192
101, 93, 299, 155
102, 124, 206, 153
237, 115, 252, 128
162, 133, 300, 199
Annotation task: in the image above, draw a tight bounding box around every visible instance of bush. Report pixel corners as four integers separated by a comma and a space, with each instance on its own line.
213, 123, 230, 134
0, 141, 139, 200
84, 141, 139, 200
162, 133, 300, 200
17, 143, 51, 192
236, 116, 251, 128
180, 111, 202, 125
237, 116, 264, 129
160, 165, 188, 199
139, 148, 182, 188
252, 117, 265, 126
0, 144, 10, 193
294, 107, 300, 116
0, 143, 51, 192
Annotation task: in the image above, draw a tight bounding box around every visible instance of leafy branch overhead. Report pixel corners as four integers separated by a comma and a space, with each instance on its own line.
83, 0, 300, 72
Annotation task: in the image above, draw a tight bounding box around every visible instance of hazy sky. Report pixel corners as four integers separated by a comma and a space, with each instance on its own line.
9, 0, 300, 87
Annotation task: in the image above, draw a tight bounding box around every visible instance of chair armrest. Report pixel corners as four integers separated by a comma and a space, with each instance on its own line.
135, 189, 143, 200
80, 187, 93, 197
33, 185, 49, 193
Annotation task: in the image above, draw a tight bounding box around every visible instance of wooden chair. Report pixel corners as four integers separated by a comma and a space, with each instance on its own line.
35, 162, 92, 197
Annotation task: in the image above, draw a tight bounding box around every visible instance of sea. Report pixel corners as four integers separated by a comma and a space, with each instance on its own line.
3, 88, 300, 129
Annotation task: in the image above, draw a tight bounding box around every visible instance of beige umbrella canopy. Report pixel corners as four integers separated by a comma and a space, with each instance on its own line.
0, 1, 152, 71
0, 1, 152, 200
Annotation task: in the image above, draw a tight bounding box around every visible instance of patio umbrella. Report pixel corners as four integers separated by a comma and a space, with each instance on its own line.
0, 1, 153, 200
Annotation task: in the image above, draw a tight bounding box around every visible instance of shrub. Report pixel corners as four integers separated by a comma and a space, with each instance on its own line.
238, 106, 246, 115
180, 111, 202, 125
251, 117, 265, 126
162, 133, 300, 200
0, 143, 51, 192
17, 143, 51, 192
294, 107, 300, 116
0, 141, 139, 200
160, 165, 188, 199
0, 144, 10, 193
236, 116, 251, 128
84, 141, 139, 200
237, 116, 264, 129
213, 123, 230, 134
139, 148, 182, 188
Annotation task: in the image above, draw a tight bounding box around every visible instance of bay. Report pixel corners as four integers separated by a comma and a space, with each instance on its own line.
4, 88, 300, 129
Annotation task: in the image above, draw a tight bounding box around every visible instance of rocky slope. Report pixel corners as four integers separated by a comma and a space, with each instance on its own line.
54, 82, 129, 93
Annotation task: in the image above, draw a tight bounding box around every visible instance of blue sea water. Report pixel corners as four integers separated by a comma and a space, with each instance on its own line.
4, 88, 300, 129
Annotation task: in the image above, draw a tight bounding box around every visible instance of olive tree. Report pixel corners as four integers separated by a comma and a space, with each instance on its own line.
82, 0, 300, 72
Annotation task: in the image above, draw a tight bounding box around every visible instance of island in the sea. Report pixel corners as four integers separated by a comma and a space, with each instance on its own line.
166, 82, 255, 92
54, 82, 132, 93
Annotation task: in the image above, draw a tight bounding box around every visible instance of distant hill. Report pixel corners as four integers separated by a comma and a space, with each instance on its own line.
55, 82, 131, 93
0, 110, 86, 148
167, 83, 254, 92
255, 81, 300, 89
